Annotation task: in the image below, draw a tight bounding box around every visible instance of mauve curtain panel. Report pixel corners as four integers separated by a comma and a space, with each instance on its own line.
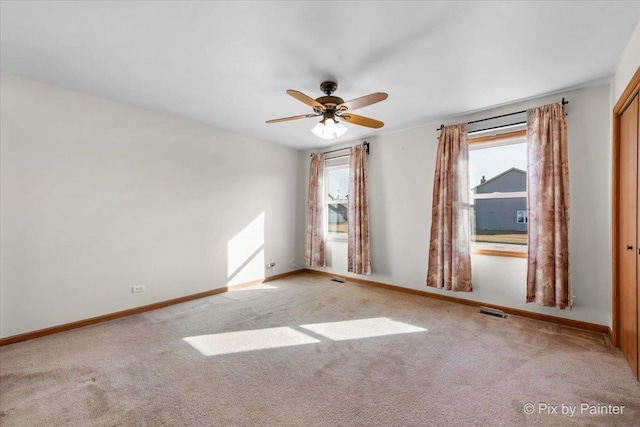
348, 145, 371, 275
305, 153, 325, 268
526, 103, 571, 309
427, 124, 472, 292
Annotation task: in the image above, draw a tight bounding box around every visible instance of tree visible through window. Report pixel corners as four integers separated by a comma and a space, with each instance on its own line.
469, 137, 527, 251
325, 162, 349, 238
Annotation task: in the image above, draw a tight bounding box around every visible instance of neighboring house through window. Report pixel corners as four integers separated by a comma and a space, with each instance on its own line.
325, 157, 349, 240
469, 135, 527, 253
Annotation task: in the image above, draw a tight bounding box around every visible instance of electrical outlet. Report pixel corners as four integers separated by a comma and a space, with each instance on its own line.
132, 285, 145, 293
266, 262, 276, 268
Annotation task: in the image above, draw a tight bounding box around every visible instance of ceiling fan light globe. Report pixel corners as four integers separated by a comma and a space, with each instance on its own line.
321, 125, 333, 139
311, 117, 347, 140
335, 122, 348, 137
324, 118, 337, 136
311, 121, 325, 138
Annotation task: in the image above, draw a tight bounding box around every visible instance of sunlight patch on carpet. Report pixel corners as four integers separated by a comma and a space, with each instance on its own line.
183, 327, 320, 356
300, 317, 427, 341
229, 283, 278, 292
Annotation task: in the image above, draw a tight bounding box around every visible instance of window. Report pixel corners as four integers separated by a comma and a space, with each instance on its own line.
469, 134, 527, 255
325, 158, 349, 240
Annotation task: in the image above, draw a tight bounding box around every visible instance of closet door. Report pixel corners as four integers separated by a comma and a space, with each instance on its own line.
619, 93, 639, 379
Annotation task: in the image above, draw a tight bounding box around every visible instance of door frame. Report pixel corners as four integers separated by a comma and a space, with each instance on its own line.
612, 66, 640, 347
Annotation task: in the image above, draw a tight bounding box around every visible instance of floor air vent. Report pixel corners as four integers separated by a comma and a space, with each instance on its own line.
478, 306, 508, 319
331, 277, 345, 283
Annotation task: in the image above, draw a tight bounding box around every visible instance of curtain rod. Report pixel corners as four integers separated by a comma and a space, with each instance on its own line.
468, 121, 526, 135
436, 97, 569, 132
324, 154, 350, 161
310, 141, 370, 157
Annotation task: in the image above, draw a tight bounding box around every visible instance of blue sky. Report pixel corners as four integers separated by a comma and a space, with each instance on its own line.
326, 166, 349, 200
469, 142, 527, 188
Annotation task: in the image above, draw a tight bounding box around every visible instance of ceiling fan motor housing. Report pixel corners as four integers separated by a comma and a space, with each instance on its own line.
316, 81, 343, 113
316, 95, 345, 108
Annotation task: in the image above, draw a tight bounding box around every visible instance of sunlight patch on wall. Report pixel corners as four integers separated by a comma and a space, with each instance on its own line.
183, 327, 320, 356
300, 317, 427, 341
227, 212, 265, 286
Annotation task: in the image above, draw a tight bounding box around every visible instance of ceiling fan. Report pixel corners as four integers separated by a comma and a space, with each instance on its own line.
266, 81, 388, 140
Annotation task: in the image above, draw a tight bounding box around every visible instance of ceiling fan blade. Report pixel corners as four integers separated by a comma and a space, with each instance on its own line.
286, 90, 326, 110
338, 113, 384, 129
337, 92, 388, 112
266, 114, 319, 124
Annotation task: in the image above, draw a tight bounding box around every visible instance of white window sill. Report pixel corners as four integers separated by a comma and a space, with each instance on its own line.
471, 243, 527, 258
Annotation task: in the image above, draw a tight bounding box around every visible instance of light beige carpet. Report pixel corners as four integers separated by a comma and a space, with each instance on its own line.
1, 273, 639, 426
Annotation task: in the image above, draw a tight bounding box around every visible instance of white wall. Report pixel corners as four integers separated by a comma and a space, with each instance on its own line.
613, 19, 640, 103
0, 74, 302, 338
307, 84, 612, 326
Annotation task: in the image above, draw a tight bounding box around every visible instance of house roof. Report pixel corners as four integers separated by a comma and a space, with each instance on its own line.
472, 167, 526, 192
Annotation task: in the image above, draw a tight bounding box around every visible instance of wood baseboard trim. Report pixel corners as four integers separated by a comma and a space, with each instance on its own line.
305, 269, 610, 335
0, 269, 305, 346
264, 269, 305, 282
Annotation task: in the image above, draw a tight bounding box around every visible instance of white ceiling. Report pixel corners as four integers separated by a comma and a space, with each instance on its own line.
2, 1, 639, 150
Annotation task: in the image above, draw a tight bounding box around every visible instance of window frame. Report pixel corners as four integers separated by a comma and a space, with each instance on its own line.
469, 129, 528, 258
324, 159, 350, 242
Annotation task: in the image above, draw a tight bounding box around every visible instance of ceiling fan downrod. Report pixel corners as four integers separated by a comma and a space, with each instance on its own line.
320, 81, 338, 96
